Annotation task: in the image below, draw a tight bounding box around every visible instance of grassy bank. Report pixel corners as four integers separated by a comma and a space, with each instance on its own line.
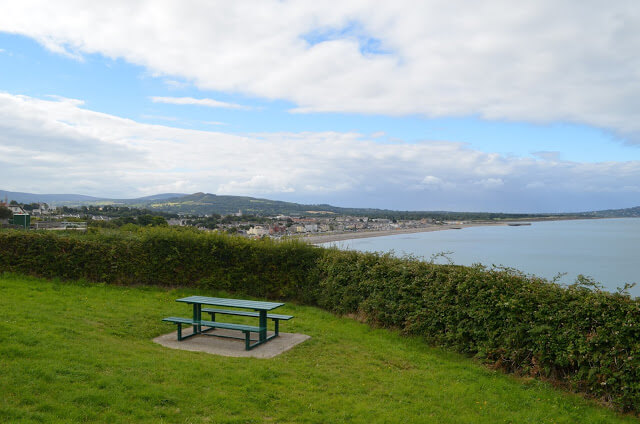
0, 273, 635, 423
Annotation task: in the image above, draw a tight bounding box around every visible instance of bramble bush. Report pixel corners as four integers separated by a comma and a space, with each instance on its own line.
1, 228, 639, 411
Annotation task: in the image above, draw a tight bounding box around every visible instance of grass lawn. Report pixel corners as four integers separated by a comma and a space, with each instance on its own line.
0, 273, 636, 423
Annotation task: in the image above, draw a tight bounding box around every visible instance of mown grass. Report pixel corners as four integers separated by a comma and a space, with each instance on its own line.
0, 273, 635, 423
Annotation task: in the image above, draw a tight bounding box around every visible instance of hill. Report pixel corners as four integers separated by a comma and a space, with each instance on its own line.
2, 189, 640, 219
0, 190, 185, 206
579, 206, 640, 218
0, 189, 103, 204
136, 192, 382, 216
124, 192, 555, 219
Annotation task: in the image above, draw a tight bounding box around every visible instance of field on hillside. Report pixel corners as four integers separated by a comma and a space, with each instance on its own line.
0, 274, 635, 423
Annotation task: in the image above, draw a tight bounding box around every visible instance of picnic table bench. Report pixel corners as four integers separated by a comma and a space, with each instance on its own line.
162, 296, 293, 350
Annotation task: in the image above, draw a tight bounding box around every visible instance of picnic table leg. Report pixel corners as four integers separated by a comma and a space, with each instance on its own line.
259, 310, 267, 343
202, 311, 216, 333
193, 303, 202, 335
244, 331, 251, 350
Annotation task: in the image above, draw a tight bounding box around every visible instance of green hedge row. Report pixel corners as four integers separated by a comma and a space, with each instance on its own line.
1, 228, 639, 411
0, 228, 320, 301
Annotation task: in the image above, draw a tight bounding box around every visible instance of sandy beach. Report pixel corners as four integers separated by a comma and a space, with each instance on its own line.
298, 221, 512, 245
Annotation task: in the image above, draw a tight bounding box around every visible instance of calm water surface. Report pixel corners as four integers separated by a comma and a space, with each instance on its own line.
321, 218, 640, 297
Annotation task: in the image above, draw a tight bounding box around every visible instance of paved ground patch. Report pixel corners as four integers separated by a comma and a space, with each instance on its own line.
154, 328, 310, 358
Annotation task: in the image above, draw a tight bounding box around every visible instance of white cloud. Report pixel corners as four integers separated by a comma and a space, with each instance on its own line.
525, 181, 545, 189
164, 79, 190, 90
417, 176, 456, 191
422, 176, 443, 185
532, 151, 561, 161
44, 95, 85, 106
150, 96, 250, 110
1, 1, 639, 138
1, 92, 640, 211
475, 178, 504, 189
218, 175, 296, 195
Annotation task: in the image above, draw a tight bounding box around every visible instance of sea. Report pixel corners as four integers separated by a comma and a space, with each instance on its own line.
320, 218, 640, 297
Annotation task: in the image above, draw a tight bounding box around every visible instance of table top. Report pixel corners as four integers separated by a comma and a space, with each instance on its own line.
176, 295, 284, 311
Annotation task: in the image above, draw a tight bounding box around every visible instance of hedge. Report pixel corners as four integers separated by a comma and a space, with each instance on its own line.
1, 228, 639, 411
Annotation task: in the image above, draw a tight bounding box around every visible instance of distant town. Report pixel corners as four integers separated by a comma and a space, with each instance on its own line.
0, 198, 472, 240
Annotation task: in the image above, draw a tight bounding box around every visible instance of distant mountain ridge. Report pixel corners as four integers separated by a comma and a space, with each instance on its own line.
136, 192, 388, 216
578, 206, 640, 218
0, 190, 103, 204
2, 189, 640, 218
0, 190, 185, 205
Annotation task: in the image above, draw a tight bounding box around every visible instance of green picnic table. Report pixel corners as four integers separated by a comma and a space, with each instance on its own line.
163, 296, 293, 350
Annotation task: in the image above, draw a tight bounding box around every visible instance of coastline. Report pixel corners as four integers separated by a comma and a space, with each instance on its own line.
299, 222, 510, 245
290, 216, 604, 245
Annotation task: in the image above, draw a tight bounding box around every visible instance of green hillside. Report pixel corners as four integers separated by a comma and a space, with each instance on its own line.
135, 192, 345, 215
1, 274, 634, 423
131, 192, 549, 219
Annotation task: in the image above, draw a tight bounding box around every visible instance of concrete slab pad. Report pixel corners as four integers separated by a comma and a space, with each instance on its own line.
153, 327, 310, 358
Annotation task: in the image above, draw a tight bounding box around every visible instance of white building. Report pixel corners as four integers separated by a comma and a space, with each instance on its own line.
304, 224, 318, 232
8, 205, 25, 215
247, 226, 269, 237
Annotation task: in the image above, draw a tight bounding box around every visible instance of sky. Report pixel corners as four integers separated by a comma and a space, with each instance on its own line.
0, 1, 639, 213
